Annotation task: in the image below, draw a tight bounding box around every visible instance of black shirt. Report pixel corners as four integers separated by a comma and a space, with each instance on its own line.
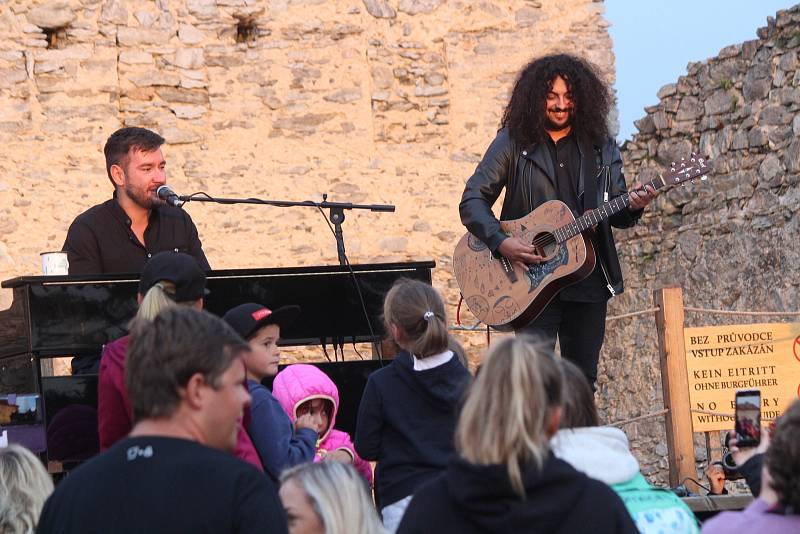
545, 132, 608, 302
37, 436, 288, 534
62, 197, 210, 275
545, 133, 582, 216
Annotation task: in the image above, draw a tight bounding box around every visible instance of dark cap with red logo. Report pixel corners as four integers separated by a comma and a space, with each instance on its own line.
222, 302, 301, 340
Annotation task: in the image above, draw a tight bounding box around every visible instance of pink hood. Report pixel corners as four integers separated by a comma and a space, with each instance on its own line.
273, 364, 373, 485
273, 364, 339, 442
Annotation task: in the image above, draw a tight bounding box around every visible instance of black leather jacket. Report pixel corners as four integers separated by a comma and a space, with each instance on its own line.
459, 128, 642, 296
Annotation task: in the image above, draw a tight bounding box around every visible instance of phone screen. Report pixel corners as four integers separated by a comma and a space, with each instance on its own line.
735, 390, 761, 447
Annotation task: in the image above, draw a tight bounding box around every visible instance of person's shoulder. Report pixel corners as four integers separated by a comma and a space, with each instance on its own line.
68, 199, 113, 228
489, 127, 516, 149
248, 380, 274, 401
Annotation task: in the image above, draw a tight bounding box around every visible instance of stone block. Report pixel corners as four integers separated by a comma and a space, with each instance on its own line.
169, 104, 206, 119
675, 96, 702, 121
117, 27, 172, 46
156, 87, 209, 104
323, 88, 362, 103
362, 0, 396, 19
26, 2, 76, 29
786, 139, 800, 173
119, 51, 153, 64
778, 51, 797, 71
414, 84, 447, 97
731, 129, 749, 150
742, 75, 770, 101
171, 48, 205, 70
515, 6, 542, 28
100, 0, 128, 25
748, 127, 768, 147
704, 89, 735, 115
186, 0, 219, 20
161, 125, 202, 144
178, 23, 204, 45
379, 236, 407, 252
130, 72, 181, 87
656, 83, 677, 100
399, 0, 444, 15
759, 105, 790, 125
652, 111, 672, 131
757, 153, 783, 187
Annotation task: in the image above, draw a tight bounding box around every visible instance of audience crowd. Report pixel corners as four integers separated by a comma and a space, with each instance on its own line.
1, 254, 798, 533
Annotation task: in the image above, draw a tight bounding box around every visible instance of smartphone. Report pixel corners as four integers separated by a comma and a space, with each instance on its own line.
734, 389, 761, 448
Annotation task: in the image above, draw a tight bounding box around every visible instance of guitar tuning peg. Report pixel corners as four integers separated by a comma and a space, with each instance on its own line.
700, 175, 708, 181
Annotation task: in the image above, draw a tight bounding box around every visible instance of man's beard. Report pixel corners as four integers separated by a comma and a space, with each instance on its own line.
124, 177, 160, 209
545, 108, 574, 131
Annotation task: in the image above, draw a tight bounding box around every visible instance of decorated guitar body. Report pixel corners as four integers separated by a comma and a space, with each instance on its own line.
453, 153, 710, 331
453, 200, 595, 331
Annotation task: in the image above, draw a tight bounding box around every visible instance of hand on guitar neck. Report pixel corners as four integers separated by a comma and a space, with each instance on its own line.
497, 236, 544, 271
628, 181, 659, 211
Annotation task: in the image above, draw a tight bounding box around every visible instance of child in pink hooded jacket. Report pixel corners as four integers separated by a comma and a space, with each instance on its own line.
273, 364, 373, 485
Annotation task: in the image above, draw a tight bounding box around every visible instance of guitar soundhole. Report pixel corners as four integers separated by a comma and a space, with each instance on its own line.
532, 232, 558, 258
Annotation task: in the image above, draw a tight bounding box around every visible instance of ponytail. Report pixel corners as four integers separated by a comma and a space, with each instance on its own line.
383, 279, 449, 358
136, 281, 177, 321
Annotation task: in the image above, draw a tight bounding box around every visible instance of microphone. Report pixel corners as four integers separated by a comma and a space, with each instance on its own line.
156, 185, 182, 207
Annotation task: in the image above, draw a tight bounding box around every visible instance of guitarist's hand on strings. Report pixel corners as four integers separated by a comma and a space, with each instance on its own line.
628, 181, 658, 211
498, 237, 544, 271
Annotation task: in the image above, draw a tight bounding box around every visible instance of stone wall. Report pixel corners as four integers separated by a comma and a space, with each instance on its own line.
610, 5, 800, 485
0, 0, 613, 311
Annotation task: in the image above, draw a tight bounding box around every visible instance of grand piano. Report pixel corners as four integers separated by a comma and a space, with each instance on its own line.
0, 261, 434, 469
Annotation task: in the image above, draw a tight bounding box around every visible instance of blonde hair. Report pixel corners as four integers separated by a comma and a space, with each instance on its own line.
0, 444, 54, 534
455, 336, 562, 496
136, 281, 178, 321
280, 462, 386, 534
383, 279, 449, 358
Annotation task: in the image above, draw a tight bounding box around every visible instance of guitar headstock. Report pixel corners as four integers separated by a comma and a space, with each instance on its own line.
663, 153, 710, 187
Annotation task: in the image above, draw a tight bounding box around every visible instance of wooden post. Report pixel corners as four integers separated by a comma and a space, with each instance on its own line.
654, 287, 696, 488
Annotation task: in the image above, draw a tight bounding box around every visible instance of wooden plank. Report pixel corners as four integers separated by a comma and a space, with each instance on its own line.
654, 287, 696, 487
707, 431, 724, 464
682, 495, 752, 512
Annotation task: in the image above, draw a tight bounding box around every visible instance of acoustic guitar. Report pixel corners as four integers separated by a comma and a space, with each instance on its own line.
453, 154, 710, 331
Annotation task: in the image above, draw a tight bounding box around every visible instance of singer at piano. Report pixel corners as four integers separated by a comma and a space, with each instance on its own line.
62, 126, 210, 275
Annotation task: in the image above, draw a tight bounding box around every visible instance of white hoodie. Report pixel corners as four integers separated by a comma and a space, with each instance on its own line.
550, 426, 640, 485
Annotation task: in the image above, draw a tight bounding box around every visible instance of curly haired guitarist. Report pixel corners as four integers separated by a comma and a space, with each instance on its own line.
460, 54, 657, 388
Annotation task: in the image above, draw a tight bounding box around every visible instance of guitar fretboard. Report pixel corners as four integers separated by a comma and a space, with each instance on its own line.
553, 178, 666, 243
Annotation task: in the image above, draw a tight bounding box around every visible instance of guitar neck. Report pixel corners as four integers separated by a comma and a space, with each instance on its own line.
555, 176, 666, 242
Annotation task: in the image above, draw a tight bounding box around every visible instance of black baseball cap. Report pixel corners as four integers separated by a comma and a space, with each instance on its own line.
222, 302, 301, 340
138, 251, 208, 302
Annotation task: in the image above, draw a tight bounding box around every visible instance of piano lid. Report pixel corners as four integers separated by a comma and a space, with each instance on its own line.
0, 261, 435, 358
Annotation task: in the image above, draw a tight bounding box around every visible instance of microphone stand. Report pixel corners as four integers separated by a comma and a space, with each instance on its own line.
177, 192, 395, 266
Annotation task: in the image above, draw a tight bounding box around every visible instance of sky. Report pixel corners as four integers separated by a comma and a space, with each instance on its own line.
606, 0, 793, 142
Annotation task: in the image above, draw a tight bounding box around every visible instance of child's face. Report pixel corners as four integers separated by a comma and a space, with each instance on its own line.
296, 398, 330, 435
244, 323, 281, 380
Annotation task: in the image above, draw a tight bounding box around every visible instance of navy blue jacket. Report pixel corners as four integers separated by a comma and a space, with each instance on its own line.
354, 351, 471, 508
247, 379, 316, 482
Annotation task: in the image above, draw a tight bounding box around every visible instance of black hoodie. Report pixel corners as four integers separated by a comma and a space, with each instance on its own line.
354, 350, 471, 508
397, 454, 639, 534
